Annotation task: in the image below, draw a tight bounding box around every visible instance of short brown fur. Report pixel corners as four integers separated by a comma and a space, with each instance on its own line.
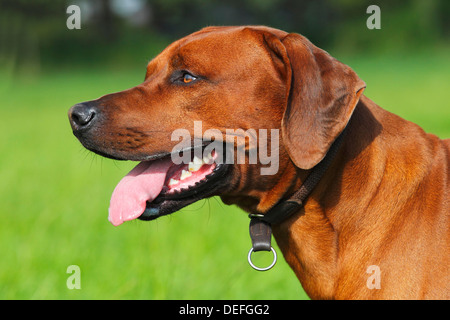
69, 26, 449, 299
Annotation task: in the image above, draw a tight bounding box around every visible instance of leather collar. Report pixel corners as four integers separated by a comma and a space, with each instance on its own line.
247, 127, 347, 270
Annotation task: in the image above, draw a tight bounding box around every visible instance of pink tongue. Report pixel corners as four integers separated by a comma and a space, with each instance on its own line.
108, 159, 172, 226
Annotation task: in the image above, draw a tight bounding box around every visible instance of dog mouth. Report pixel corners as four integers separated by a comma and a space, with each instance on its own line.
108, 146, 230, 226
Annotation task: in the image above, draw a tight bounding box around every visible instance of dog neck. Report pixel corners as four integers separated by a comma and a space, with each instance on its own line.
272, 97, 385, 299
221, 97, 390, 299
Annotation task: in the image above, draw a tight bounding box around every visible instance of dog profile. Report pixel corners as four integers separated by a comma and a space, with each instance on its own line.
69, 26, 449, 299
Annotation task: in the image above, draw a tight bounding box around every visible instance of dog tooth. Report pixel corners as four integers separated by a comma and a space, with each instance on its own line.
168, 178, 179, 186
203, 152, 214, 164
180, 169, 192, 180
188, 161, 202, 172
193, 155, 203, 164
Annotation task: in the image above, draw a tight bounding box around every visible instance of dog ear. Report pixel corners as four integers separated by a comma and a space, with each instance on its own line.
276, 33, 366, 169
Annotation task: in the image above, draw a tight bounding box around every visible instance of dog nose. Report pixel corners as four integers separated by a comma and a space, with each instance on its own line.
69, 102, 97, 129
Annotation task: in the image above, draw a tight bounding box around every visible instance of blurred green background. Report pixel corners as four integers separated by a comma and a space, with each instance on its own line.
0, 0, 449, 300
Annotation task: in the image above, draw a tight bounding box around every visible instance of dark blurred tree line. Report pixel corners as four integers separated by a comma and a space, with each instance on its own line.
0, 0, 448, 75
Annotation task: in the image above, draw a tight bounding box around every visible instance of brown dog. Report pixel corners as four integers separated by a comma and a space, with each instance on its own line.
68, 26, 449, 299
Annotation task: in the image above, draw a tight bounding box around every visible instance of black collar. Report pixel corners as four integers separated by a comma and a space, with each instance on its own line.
247, 127, 347, 270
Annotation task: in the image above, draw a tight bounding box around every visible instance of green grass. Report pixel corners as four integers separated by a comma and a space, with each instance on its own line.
0, 50, 449, 300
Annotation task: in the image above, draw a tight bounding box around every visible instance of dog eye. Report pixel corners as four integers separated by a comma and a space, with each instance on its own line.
170, 70, 200, 85
182, 73, 197, 84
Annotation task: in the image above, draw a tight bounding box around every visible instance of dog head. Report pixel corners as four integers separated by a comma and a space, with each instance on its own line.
68, 26, 365, 225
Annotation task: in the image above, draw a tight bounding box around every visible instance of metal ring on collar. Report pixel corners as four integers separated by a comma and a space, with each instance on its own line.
248, 213, 265, 219
247, 247, 277, 271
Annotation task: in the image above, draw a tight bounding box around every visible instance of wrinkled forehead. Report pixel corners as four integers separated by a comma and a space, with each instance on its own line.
146, 27, 267, 76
